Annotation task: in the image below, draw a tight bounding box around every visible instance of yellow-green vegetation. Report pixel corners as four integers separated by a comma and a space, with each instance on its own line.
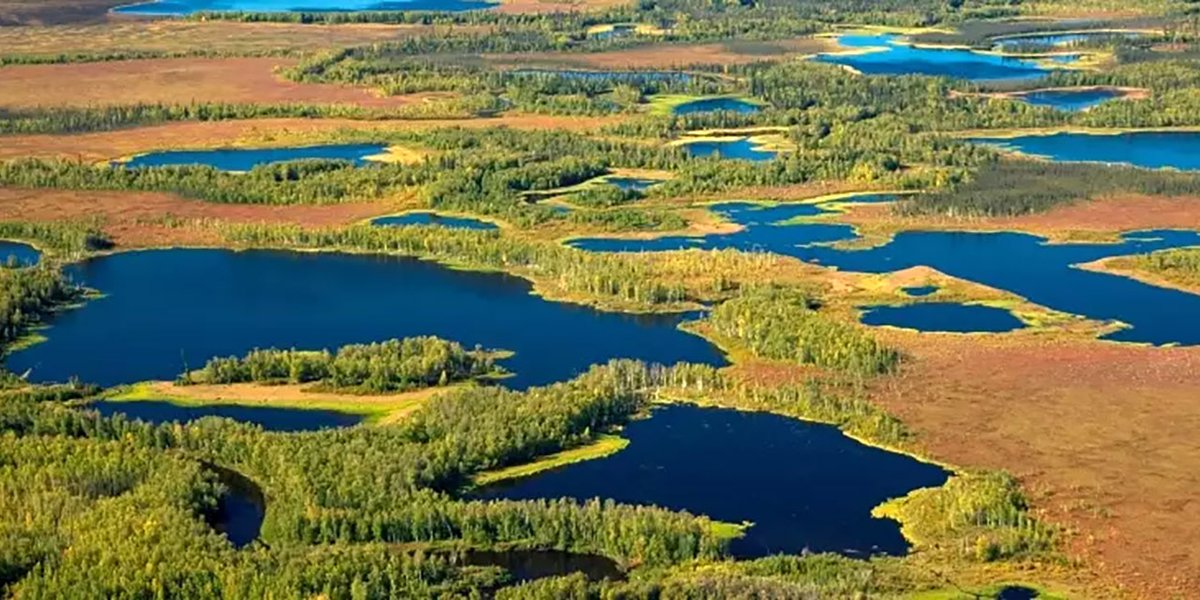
1095, 246, 1200, 293
471, 434, 631, 486
107, 379, 455, 424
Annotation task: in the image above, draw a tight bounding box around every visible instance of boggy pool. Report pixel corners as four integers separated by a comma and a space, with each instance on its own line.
371, 212, 498, 231
1009, 88, 1123, 112
6, 249, 725, 389
0, 241, 40, 266
120, 143, 390, 172
813, 33, 1062, 81
568, 199, 1200, 345
91, 400, 363, 432
474, 404, 950, 557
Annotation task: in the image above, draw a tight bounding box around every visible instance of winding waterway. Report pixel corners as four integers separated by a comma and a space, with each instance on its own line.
973, 131, 1200, 171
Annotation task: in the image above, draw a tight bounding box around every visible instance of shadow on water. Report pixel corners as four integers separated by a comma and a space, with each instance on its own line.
972, 131, 1200, 171
204, 463, 265, 549
119, 143, 388, 172
569, 198, 1200, 345
371, 212, 499, 231
453, 550, 623, 583
7, 249, 725, 389
861, 303, 1026, 333
90, 399, 362, 432
0, 241, 40, 266
814, 34, 1055, 81
474, 404, 949, 558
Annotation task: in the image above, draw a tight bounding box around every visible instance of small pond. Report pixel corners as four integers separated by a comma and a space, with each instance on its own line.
814, 33, 1058, 81
902, 285, 939, 297
570, 198, 1200, 345
455, 550, 623, 583
972, 131, 1200, 171
474, 404, 950, 558
1009, 88, 1122, 111
604, 176, 662, 192
207, 465, 265, 549
671, 97, 761, 116
120, 143, 389, 172
91, 399, 363, 432
8, 249, 724, 389
0, 241, 40, 266
372, 212, 498, 231
860, 303, 1026, 333
682, 138, 777, 162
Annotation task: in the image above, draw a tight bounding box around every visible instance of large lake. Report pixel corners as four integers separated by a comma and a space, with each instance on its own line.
569, 200, 1200, 345
814, 33, 1059, 81
973, 131, 1200, 171
475, 404, 950, 557
6, 249, 725, 388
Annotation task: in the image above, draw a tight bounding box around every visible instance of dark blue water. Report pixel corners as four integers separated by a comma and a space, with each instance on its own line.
121, 143, 388, 172
902, 285, 938, 297
672, 97, 761, 116
509, 69, 692, 83
973, 131, 1200, 171
683, 139, 777, 162
0, 241, 40, 266
476, 404, 949, 557
6, 250, 723, 388
570, 200, 1200, 345
815, 34, 1053, 81
91, 400, 362, 431
457, 550, 623, 582
206, 466, 265, 549
113, 0, 494, 14
861, 303, 1025, 333
372, 212, 498, 231
1012, 88, 1121, 111
605, 177, 661, 192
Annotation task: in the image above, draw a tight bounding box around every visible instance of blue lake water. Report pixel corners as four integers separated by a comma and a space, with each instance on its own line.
457, 550, 623, 583
372, 212, 498, 231
861, 303, 1025, 333
6, 249, 724, 389
121, 143, 389, 172
112, 0, 494, 15
91, 400, 363, 432
972, 131, 1200, 171
569, 200, 1200, 345
1011, 88, 1121, 111
683, 138, 777, 162
0, 241, 40, 266
475, 404, 950, 557
814, 33, 1055, 81
672, 97, 761, 116
605, 176, 662, 192
206, 466, 265, 549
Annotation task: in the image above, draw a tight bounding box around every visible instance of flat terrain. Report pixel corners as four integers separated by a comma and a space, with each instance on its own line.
0, 114, 624, 161
871, 331, 1200, 599
494, 0, 630, 14
0, 57, 446, 109
0, 187, 409, 247
0, 0, 125, 25
0, 21, 477, 57
839, 194, 1200, 242
486, 38, 836, 69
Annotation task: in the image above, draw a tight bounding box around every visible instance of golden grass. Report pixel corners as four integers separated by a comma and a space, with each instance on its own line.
471, 434, 630, 486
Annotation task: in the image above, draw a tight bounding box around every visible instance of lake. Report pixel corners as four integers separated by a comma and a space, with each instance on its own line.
455, 550, 623, 583
682, 138, 777, 162
570, 199, 1200, 345
993, 31, 1141, 51
7, 249, 724, 389
1010, 88, 1122, 111
207, 465, 265, 549
90, 399, 363, 432
605, 176, 662, 192
113, 0, 494, 14
861, 303, 1026, 333
672, 97, 761, 116
475, 404, 950, 557
372, 212, 498, 231
814, 33, 1056, 81
972, 131, 1200, 171
902, 285, 939, 297
0, 241, 40, 266
120, 143, 389, 172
